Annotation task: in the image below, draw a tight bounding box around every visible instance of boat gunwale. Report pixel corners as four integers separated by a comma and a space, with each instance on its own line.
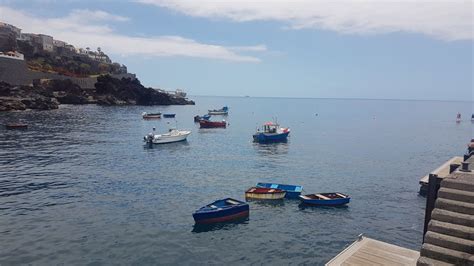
194, 198, 248, 214
302, 192, 349, 200
256, 183, 303, 192
245, 187, 285, 194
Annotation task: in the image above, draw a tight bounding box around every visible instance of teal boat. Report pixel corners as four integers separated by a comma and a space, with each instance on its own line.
256, 183, 302, 199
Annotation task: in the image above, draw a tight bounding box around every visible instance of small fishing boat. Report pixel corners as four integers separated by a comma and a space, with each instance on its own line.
208, 106, 229, 115
144, 128, 191, 144
194, 114, 211, 122
163, 114, 176, 118
199, 119, 226, 128
192, 198, 249, 224
142, 112, 161, 119
5, 123, 28, 130
299, 193, 350, 206
256, 183, 302, 199
471, 114, 474, 122
245, 187, 286, 200
253, 122, 290, 143
456, 113, 461, 123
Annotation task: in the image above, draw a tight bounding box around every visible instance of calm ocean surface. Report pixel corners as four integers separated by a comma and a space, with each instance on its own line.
0, 96, 473, 265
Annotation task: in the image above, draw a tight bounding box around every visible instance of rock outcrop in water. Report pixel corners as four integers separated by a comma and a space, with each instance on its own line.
94, 75, 194, 106
43, 79, 92, 105
0, 76, 194, 111
0, 82, 59, 111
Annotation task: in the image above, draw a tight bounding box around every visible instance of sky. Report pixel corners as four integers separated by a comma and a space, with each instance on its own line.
0, 0, 472, 100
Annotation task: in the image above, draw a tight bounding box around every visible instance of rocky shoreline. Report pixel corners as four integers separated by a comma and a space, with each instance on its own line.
0, 75, 194, 111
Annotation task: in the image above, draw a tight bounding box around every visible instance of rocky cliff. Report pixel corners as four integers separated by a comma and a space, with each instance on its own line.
0, 82, 59, 111
94, 75, 194, 106
0, 76, 194, 111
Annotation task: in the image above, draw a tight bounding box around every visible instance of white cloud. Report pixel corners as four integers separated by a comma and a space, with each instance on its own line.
0, 6, 264, 62
138, 0, 473, 41
229, 44, 267, 52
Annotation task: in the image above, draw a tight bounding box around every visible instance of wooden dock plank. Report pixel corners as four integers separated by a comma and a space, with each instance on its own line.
357, 245, 415, 265
326, 237, 419, 266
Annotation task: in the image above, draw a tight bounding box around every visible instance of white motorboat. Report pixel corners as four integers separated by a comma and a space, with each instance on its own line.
208, 106, 228, 115
144, 128, 191, 144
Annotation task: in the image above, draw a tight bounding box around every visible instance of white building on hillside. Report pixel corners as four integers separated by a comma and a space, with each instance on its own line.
53, 40, 66, 48
38, 34, 53, 52
0, 51, 24, 60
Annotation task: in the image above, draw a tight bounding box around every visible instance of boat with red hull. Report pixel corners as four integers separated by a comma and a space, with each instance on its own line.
5, 123, 28, 130
193, 198, 249, 224
199, 119, 226, 128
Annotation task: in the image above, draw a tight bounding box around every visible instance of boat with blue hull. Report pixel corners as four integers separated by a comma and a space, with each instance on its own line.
299, 193, 350, 206
193, 198, 249, 224
253, 122, 290, 143
256, 183, 302, 199
163, 114, 176, 118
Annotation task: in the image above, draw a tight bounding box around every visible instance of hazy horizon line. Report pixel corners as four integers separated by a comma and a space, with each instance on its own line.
188, 94, 474, 103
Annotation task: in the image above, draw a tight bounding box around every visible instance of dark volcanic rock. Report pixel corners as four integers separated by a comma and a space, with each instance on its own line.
0, 98, 26, 111
42, 79, 91, 104
0, 81, 59, 111
0, 75, 194, 111
94, 75, 194, 106
20, 96, 59, 110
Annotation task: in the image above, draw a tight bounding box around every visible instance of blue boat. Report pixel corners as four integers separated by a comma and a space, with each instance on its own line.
192, 198, 249, 224
256, 183, 302, 199
299, 193, 350, 206
253, 122, 290, 143
163, 114, 176, 118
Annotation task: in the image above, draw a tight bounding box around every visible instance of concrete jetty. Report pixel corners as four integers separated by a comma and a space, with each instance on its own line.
419, 157, 463, 195
328, 146, 474, 265
418, 155, 474, 265
326, 235, 420, 265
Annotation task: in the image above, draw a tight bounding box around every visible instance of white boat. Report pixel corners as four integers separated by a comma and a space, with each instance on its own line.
208, 106, 229, 115
144, 128, 191, 144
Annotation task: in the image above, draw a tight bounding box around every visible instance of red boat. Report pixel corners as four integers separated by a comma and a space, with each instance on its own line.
5, 123, 28, 130
199, 119, 226, 128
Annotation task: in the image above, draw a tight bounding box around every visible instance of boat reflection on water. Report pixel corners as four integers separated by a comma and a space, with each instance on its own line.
298, 202, 349, 211
143, 140, 190, 150
252, 141, 289, 156
192, 217, 249, 233
246, 198, 285, 207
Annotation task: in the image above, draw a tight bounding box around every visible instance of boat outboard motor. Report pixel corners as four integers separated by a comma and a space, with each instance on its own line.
144, 132, 154, 143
